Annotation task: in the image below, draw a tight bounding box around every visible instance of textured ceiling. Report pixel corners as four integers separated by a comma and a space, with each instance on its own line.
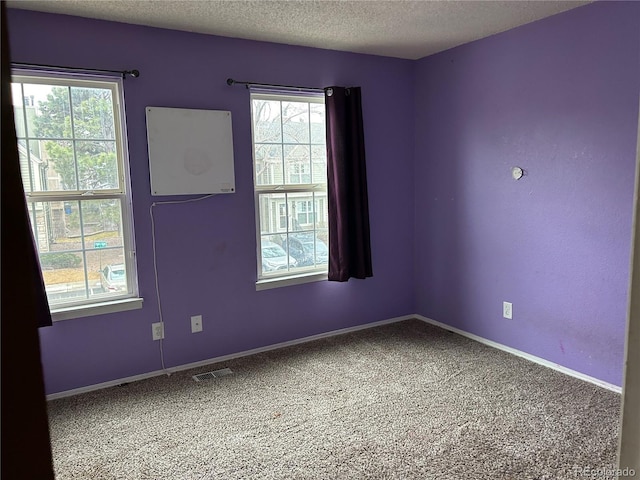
7, 0, 591, 60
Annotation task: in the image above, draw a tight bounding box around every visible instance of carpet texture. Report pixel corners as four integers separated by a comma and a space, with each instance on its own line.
47, 319, 621, 479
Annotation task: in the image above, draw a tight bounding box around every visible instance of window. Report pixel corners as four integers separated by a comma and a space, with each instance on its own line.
251, 92, 328, 286
289, 162, 311, 184
12, 72, 139, 317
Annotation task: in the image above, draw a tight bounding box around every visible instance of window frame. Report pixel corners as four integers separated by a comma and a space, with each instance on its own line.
12, 70, 142, 320
250, 91, 328, 289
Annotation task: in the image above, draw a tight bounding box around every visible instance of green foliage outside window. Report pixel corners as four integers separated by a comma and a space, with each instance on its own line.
33, 86, 118, 191
39, 252, 82, 270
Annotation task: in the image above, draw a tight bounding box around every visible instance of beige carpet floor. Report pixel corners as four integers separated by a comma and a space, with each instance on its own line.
47, 319, 621, 479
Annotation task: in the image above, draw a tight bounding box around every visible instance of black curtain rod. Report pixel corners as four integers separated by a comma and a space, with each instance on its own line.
11, 62, 140, 79
227, 78, 323, 93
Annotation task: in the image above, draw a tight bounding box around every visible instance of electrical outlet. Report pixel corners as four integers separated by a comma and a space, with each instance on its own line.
191, 315, 203, 333
152, 322, 164, 340
503, 301, 513, 320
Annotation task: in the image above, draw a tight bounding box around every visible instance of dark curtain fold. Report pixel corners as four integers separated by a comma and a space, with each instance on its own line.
2, 15, 51, 329
1, 2, 55, 478
324, 86, 373, 282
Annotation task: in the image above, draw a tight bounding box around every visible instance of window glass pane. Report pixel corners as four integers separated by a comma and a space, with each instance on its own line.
287, 192, 316, 232
315, 229, 329, 265
40, 251, 87, 305
16, 82, 121, 192
76, 140, 119, 190
23, 83, 72, 139
18, 141, 33, 193
285, 231, 328, 268
12, 83, 27, 138
258, 193, 287, 235
31, 199, 129, 303
282, 101, 309, 144
32, 139, 77, 191
27, 202, 37, 242
253, 100, 282, 143
89, 249, 127, 297
81, 199, 124, 248
260, 235, 297, 274
254, 144, 283, 186
71, 87, 115, 140
310, 103, 325, 144
314, 192, 329, 229
261, 234, 295, 273
278, 203, 287, 229
284, 145, 311, 185
29, 200, 81, 252
311, 145, 327, 184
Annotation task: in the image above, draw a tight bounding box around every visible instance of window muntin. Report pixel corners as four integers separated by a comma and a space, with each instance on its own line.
12, 73, 137, 310
251, 93, 328, 280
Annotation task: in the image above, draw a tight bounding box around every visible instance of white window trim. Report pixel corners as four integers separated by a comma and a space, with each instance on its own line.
52, 297, 144, 321
250, 92, 328, 289
12, 70, 142, 317
256, 272, 328, 291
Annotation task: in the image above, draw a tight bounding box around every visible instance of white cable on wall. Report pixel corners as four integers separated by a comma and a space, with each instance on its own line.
149, 194, 215, 374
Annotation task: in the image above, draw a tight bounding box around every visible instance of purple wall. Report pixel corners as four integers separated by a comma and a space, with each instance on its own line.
414, 2, 640, 386
8, 1, 640, 394
7, 9, 416, 394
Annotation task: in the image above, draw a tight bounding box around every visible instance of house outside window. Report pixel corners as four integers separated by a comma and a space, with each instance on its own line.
295, 200, 315, 226
251, 92, 328, 287
288, 161, 311, 184
11, 71, 140, 318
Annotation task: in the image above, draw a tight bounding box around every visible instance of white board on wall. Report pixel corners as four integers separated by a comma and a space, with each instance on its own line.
146, 106, 235, 196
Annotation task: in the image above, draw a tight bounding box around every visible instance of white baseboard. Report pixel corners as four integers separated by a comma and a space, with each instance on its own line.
47, 313, 621, 400
46, 314, 414, 400
415, 315, 622, 393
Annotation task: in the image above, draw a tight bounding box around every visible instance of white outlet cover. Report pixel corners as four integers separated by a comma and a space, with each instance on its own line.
503, 302, 513, 319
152, 322, 164, 340
191, 315, 203, 333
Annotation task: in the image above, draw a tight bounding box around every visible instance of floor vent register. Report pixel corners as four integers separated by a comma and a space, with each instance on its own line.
192, 368, 233, 382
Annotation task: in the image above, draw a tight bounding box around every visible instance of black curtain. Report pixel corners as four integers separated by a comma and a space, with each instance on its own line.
1, 2, 55, 478
1, 14, 51, 327
324, 86, 373, 282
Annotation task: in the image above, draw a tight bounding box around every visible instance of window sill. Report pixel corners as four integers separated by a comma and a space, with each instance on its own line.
256, 272, 327, 291
51, 297, 144, 322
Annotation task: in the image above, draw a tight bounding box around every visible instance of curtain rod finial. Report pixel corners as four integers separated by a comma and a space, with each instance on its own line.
129, 70, 140, 78
226, 78, 235, 86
